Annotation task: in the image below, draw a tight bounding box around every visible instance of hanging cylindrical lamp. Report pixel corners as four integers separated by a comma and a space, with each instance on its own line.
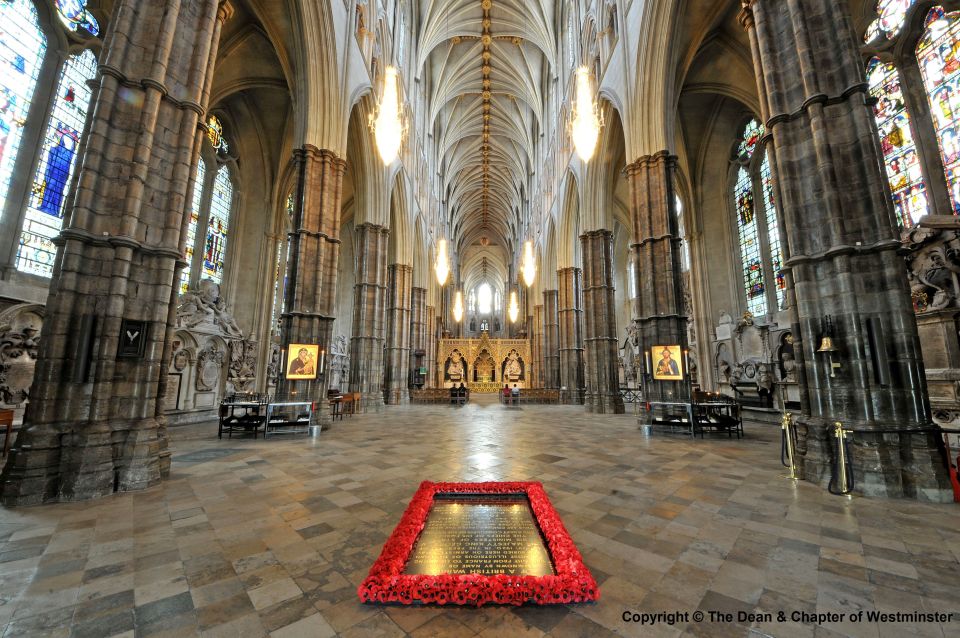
453, 290, 464, 323
521, 240, 536, 287
571, 66, 601, 162
374, 66, 403, 165
435, 239, 449, 287
508, 290, 520, 323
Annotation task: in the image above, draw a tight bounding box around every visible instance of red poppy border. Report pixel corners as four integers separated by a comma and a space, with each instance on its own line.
357, 481, 600, 606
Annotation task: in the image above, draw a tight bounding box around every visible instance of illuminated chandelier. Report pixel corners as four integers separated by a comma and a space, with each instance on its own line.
521, 240, 536, 287
508, 290, 520, 323
435, 239, 450, 286
453, 290, 464, 323
373, 66, 404, 165
571, 66, 602, 162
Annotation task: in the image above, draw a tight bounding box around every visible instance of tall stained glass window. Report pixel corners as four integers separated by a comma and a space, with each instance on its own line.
203, 167, 233, 285
867, 57, 928, 226
0, 0, 46, 221
735, 166, 765, 316
179, 159, 206, 294
760, 155, 786, 310
918, 6, 960, 214
675, 194, 690, 272
17, 50, 97, 276
733, 118, 785, 317
272, 192, 295, 336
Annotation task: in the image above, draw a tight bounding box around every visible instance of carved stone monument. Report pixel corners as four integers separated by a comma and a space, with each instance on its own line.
0, 304, 43, 423
168, 281, 256, 424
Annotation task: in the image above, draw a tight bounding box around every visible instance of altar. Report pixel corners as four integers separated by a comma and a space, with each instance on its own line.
438, 332, 530, 393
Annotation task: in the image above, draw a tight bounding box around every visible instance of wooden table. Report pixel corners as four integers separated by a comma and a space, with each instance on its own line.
218, 400, 267, 439
264, 401, 313, 437
0, 409, 14, 457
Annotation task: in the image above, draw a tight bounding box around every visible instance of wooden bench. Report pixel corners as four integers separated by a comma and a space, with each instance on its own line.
410, 388, 470, 405
516, 389, 560, 404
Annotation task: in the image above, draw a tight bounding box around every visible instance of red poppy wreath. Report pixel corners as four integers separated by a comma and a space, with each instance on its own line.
357, 481, 599, 606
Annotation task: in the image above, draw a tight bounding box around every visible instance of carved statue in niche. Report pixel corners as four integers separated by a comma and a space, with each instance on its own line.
267, 344, 282, 385
716, 342, 734, 383
445, 351, 465, 380
621, 349, 636, 386
195, 344, 224, 392
329, 335, 350, 390
503, 350, 523, 380
687, 348, 699, 384
625, 322, 639, 348
777, 332, 796, 382
177, 280, 242, 338
228, 339, 257, 393
757, 364, 773, 397
0, 305, 43, 408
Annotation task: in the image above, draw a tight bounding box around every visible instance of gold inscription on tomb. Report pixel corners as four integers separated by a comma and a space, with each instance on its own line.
404, 496, 555, 577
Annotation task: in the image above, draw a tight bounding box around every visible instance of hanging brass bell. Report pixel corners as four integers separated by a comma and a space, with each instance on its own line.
817, 336, 838, 353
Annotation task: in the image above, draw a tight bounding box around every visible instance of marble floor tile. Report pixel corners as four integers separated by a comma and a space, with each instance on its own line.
0, 398, 958, 637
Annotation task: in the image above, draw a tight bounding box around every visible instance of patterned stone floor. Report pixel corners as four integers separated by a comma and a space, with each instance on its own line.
1, 396, 959, 637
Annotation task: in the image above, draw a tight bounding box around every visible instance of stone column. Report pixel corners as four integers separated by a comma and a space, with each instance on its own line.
531, 304, 543, 387
0, 0, 229, 505
349, 223, 388, 411
740, 0, 950, 500
581, 231, 625, 414
425, 306, 436, 388
543, 290, 560, 388
275, 147, 346, 419
557, 268, 585, 404
625, 153, 689, 405
384, 264, 412, 404
410, 287, 427, 389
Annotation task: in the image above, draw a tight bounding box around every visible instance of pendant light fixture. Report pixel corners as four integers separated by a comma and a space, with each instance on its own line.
521, 240, 536, 287
508, 290, 520, 323
453, 290, 464, 323
571, 66, 602, 162
374, 66, 403, 165
435, 239, 450, 286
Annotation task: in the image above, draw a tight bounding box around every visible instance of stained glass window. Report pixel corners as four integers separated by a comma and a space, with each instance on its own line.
0, 0, 46, 224
16, 49, 96, 277
675, 194, 690, 272
202, 166, 233, 284
760, 155, 786, 311
737, 119, 763, 160
865, 1, 917, 42
735, 165, 766, 317
207, 115, 228, 155
55, 0, 100, 36
867, 57, 928, 226
468, 290, 477, 314
918, 6, 960, 215
478, 284, 492, 314
272, 193, 295, 335
179, 159, 206, 294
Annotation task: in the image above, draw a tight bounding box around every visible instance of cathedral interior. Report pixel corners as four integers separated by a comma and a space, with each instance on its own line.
1, 0, 960, 636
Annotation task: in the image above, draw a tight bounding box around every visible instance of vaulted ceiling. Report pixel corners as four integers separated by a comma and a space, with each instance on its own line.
418, 0, 556, 286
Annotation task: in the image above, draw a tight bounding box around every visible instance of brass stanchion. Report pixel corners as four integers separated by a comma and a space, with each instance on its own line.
781, 412, 799, 480
829, 421, 854, 496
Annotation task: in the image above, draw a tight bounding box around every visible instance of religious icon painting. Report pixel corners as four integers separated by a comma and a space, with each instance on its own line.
651, 344, 684, 381
286, 344, 319, 380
